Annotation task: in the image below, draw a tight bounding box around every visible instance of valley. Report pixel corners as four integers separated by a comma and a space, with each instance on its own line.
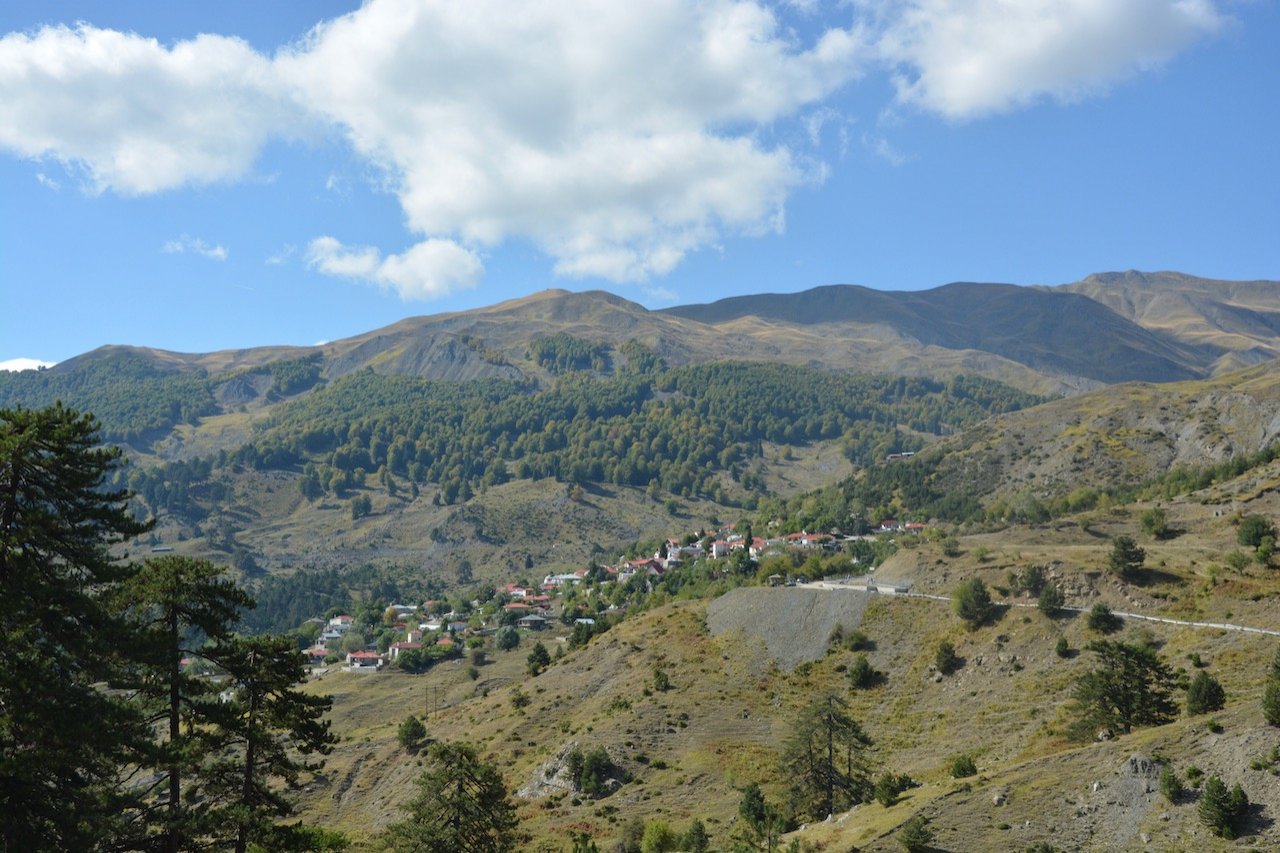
3, 271, 1280, 850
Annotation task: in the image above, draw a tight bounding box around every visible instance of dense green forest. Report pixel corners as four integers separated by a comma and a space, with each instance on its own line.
125, 361, 1041, 520
0, 353, 218, 441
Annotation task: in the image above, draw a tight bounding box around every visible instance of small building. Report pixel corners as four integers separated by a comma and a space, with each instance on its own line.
517, 614, 549, 631
346, 651, 382, 670
388, 641, 422, 660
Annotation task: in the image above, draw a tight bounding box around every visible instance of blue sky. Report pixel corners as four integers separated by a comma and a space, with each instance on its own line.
2, 0, 1276, 368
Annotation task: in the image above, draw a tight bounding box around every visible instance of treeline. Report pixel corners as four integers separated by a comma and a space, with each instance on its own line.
0, 353, 218, 441
225, 362, 1040, 508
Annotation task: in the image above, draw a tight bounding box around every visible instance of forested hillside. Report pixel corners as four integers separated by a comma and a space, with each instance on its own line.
124, 360, 1041, 525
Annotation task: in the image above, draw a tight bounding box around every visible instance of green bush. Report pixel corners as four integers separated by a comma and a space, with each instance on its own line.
1159, 765, 1183, 803
849, 654, 886, 689
898, 815, 932, 852
949, 754, 977, 778
1055, 636, 1071, 658
1237, 515, 1277, 549
936, 640, 960, 674
1086, 603, 1122, 634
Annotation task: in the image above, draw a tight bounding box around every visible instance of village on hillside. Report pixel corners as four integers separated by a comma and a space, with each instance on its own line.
298, 519, 926, 674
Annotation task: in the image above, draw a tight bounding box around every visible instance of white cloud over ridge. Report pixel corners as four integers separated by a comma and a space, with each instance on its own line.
306, 236, 483, 300
0, 0, 1230, 296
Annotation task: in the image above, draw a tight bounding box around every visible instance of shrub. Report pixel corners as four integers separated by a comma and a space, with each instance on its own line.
1055, 636, 1071, 658
874, 772, 916, 807
1086, 603, 1122, 634
898, 815, 933, 852
1140, 507, 1170, 538
640, 820, 678, 853
849, 654, 886, 689
949, 754, 977, 778
1224, 550, 1252, 572
935, 640, 960, 675
1159, 765, 1183, 803
397, 715, 427, 753
1186, 670, 1226, 716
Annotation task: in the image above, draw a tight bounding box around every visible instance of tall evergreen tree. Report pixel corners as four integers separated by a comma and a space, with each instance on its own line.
0, 404, 151, 851
784, 692, 873, 820
204, 635, 338, 853
114, 555, 254, 852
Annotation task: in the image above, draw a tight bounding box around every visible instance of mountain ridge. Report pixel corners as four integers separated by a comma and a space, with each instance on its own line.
36, 270, 1279, 395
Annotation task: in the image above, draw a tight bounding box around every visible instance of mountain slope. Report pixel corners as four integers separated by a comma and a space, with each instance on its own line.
661, 277, 1275, 385
21, 272, 1277, 403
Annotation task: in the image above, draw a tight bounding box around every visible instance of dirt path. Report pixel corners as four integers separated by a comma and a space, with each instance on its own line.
803, 580, 1280, 638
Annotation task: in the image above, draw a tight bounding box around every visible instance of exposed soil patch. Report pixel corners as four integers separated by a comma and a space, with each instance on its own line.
705, 587, 873, 671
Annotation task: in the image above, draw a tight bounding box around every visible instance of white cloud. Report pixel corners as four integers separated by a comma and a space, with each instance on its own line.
873, 0, 1227, 118
0, 357, 55, 372
0, 24, 304, 193
306, 236, 483, 300
0, 0, 1232, 296
162, 234, 228, 261
276, 0, 862, 284
35, 172, 59, 190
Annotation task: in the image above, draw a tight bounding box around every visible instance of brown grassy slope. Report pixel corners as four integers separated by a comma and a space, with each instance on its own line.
296, 468, 1280, 851
915, 362, 1280, 506
1060, 271, 1280, 370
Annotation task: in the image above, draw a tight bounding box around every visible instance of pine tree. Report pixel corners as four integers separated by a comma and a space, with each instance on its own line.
205, 634, 338, 853
114, 555, 254, 851
1264, 646, 1280, 726
784, 692, 873, 819
1108, 535, 1146, 579
953, 578, 994, 628
1185, 670, 1226, 716
898, 815, 933, 852
384, 741, 521, 852
0, 404, 151, 851
1072, 640, 1179, 734
527, 640, 551, 676
1198, 775, 1248, 839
